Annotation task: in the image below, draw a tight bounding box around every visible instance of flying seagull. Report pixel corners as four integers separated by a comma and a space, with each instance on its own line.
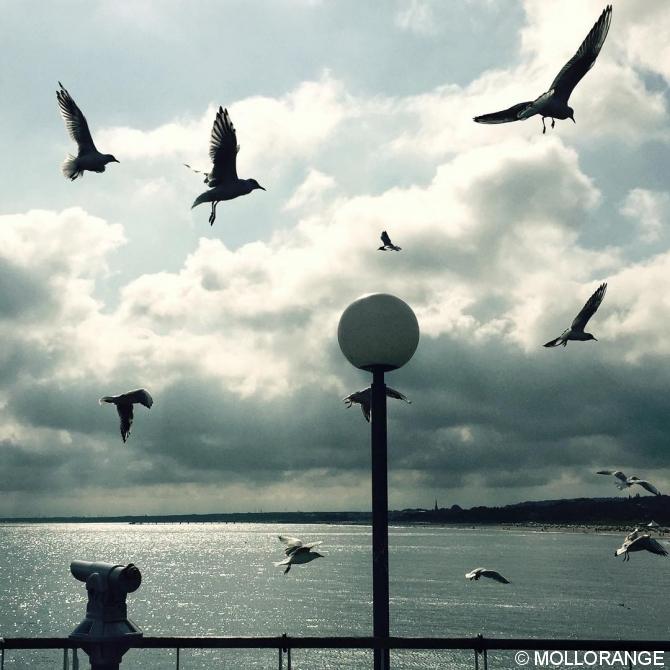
57, 82, 119, 180
465, 568, 510, 584
597, 470, 662, 496
614, 534, 668, 562
474, 5, 612, 134
544, 282, 607, 347
99, 389, 153, 443
343, 387, 411, 422
274, 536, 323, 574
378, 231, 401, 251
190, 107, 265, 226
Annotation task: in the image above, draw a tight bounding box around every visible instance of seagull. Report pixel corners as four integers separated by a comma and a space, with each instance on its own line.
597, 470, 661, 496
474, 5, 612, 134
274, 536, 323, 574
343, 387, 411, 422
614, 534, 668, 562
378, 231, 401, 251
465, 568, 510, 584
191, 107, 265, 226
544, 282, 607, 347
99, 389, 153, 443
57, 82, 119, 180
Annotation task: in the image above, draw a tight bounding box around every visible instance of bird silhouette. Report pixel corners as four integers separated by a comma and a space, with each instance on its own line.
378, 231, 401, 251
597, 470, 661, 496
99, 389, 153, 443
474, 5, 612, 134
274, 536, 323, 574
615, 534, 668, 562
465, 568, 510, 584
343, 386, 411, 422
190, 107, 265, 226
544, 283, 607, 347
57, 82, 119, 180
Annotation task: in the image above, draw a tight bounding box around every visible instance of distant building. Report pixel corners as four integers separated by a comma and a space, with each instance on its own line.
434, 499, 439, 512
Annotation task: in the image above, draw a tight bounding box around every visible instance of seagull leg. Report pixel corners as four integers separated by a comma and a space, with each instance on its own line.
209, 202, 217, 226
551, 118, 555, 129
542, 117, 546, 134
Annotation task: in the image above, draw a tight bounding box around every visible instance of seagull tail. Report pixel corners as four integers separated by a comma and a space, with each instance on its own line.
543, 337, 562, 348
99, 396, 114, 405
61, 155, 83, 181
191, 191, 213, 210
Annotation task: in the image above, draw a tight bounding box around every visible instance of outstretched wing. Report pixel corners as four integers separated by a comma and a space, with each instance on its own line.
122, 389, 154, 409
634, 480, 661, 496
381, 231, 392, 247
279, 535, 303, 555
57, 82, 96, 153
386, 387, 411, 404
482, 570, 510, 584
633, 535, 668, 557
597, 470, 628, 483
116, 403, 134, 443
550, 5, 612, 103
473, 101, 535, 125
571, 282, 607, 332
209, 107, 239, 184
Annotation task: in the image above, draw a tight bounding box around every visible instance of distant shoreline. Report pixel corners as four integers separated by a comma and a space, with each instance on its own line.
0, 495, 667, 529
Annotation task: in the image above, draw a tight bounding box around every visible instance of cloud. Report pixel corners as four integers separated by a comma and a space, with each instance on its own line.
620, 188, 670, 243
394, 1, 438, 36
97, 74, 352, 178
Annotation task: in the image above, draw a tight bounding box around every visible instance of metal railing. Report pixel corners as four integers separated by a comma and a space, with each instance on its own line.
1, 635, 669, 669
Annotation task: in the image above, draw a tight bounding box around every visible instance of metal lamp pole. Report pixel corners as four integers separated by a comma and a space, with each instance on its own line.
370, 367, 390, 670
337, 293, 419, 670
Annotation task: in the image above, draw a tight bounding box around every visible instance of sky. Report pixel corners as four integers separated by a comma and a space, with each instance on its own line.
1, 0, 669, 516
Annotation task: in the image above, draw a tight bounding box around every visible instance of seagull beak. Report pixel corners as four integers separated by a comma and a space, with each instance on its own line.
571, 117, 576, 124
259, 185, 266, 191
593, 337, 598, 341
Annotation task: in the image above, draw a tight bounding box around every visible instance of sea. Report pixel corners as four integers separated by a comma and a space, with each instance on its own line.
0, 523, 667, 669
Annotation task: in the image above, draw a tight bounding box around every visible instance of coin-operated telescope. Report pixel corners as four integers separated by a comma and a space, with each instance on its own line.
69, 561, 143, 670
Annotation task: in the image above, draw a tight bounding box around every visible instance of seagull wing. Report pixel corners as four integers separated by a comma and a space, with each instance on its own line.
550, 5, 612, 104
634, 480, 661, 496
302, 541, 323, 550
116, 403, 134, 443
122, 389, 154, 409
633, 535, 668, 557
571, 282, 607, 332
482, 570, 510, 584
473, 101, 535, 125
465, 568, 483, 580
381, 231, 393, 247
209, 107, 239, 184
597, 470, 628, 483
279, 535, 303, 555
57, 82, 96, 153
361, 400, 371, 422
386, 387, 411, 404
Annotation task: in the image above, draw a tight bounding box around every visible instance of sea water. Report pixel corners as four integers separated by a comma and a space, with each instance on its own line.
0, 523, 667, 669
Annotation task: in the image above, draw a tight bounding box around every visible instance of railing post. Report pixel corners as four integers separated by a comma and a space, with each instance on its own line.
175, 647, 180, 670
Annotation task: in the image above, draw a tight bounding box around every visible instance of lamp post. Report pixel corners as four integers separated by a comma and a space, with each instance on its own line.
338, 293, 419, 670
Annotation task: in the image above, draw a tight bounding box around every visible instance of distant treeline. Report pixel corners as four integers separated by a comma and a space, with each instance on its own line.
0, 495, 668, 526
